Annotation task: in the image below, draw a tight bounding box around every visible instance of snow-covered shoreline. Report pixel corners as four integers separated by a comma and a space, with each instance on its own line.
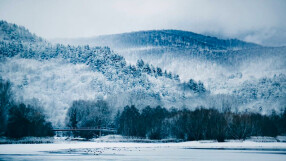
1, 140, 286, 154
1, 137, 286, 161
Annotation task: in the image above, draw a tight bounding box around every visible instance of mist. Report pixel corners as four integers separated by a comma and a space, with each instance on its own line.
0, 0, 285, 46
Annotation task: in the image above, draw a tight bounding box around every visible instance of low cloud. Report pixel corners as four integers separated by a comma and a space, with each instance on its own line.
0, 0, 285, 46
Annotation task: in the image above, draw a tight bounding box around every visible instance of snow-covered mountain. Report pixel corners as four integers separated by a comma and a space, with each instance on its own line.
1, 21, 285, 126
53, 29, 286, 114
55, 30, 259, 49
54, 29, 286, 95
0, 21, 206, 126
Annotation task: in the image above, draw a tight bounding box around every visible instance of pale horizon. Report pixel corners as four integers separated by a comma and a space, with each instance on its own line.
0, 0, 286, 46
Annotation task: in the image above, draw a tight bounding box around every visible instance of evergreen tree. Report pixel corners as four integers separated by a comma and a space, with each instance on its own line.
0, 79, 12, 135
118, 105, 140, 136
6, 103, 54, 138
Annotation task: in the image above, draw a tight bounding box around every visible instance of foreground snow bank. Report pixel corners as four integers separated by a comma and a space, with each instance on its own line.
1, 139, 286, 155
91, 135, 183, 143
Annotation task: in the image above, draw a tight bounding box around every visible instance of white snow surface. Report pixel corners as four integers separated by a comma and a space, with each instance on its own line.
1, 140, 286, 161
0, 141, 286, 154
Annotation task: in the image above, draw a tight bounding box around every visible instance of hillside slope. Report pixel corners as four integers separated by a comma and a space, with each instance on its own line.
53, 28, 286, 89
0, 21, 207, 126
1, 21, 285, 126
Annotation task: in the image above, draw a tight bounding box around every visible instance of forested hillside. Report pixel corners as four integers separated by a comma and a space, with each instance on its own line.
1, 20, 285, 129
0, 21, 206, 126
54, 25, 286, 115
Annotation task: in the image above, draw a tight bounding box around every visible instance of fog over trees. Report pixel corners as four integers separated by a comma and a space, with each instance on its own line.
0, 20, 286, 140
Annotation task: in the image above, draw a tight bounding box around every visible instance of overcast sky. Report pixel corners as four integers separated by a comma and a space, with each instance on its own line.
0, 0, 285, 46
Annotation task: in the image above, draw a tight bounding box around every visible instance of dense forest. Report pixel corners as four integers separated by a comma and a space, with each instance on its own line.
0, 20, 286, 141
116, 105, 286, 142
65, 100, 286, 141
1, 77, 286, 141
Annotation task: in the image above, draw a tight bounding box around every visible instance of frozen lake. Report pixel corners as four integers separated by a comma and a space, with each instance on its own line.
1, 141, 286, 161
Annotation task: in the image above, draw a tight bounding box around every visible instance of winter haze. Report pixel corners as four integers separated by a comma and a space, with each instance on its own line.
0, 1, 286, 160
0, 0, 286, 46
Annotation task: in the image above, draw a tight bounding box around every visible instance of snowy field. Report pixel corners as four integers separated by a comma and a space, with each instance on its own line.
1, 138, 286, 161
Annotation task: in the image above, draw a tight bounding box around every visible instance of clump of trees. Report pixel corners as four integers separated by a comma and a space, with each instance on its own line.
6, 103, 54, 138
116, 105, 169, 140
181, 79, 206, 94
66, 99, 112, 139
0, 78, 54, 138
116, 105, 286, 142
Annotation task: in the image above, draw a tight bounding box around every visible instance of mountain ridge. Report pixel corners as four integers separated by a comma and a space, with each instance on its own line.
53, 29, 261, 50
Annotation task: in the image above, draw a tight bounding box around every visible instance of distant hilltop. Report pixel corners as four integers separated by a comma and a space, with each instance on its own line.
53, 29, 260, 50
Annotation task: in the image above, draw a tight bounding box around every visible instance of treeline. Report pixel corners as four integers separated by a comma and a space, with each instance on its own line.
0, 79, 54, 138
100, 30, 257, 50
116, 105, 286, 142
65, 99, 286, 141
